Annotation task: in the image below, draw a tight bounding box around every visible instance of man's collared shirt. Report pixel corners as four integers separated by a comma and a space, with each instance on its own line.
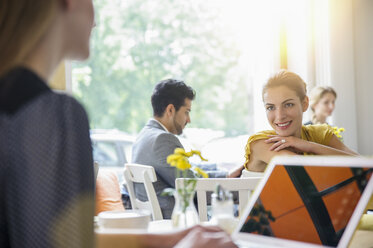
151, 118, 170, 133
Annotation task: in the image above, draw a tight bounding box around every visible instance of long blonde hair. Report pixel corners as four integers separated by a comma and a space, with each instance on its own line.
262, 70, 307, 101
309, 86, 337, 124
0, 0, 58, 76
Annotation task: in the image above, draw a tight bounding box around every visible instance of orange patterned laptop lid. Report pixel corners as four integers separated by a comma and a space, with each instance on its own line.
235, 156, 373, 248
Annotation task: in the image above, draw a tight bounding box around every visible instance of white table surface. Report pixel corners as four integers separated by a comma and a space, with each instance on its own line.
148, 220, 174, 233
96, 218, 373, 247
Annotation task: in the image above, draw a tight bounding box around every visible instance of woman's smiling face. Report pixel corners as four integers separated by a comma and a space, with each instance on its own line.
263, 85, 309, 138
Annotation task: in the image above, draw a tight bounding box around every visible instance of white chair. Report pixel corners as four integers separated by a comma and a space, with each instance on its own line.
175, 177, 261, 222
93, 161, 99, 180
241, 170, 264, 178
124, 163, 163, 220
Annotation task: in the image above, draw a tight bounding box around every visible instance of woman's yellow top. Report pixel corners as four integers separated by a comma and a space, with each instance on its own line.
243, 124, 335, 170
243, 124, 373, 231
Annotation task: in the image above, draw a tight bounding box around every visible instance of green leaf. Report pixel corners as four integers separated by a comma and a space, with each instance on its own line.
161, 188, 175, 196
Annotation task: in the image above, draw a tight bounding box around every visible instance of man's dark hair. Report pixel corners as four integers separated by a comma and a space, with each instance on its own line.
151, 79, 196, 117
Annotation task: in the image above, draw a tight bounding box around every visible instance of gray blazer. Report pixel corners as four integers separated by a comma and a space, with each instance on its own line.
131, 119, 227, 219
131, 119, 190, 218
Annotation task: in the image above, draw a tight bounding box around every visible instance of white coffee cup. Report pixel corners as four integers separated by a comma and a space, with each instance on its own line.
98, 210, 151, 229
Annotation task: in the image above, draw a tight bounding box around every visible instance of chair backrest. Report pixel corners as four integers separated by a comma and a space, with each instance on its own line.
175, 177, 262, 222
241, 170, 264, 178
124, 163, 163, 220
240, 171, 263, 193
94, 161, 99, 180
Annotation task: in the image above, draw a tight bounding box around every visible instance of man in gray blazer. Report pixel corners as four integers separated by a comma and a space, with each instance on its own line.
131, 79, 243, 219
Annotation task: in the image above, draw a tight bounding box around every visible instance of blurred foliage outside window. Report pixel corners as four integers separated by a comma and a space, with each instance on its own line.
72, 0, 253, 137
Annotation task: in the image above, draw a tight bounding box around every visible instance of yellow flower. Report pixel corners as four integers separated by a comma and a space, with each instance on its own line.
174, 148, 208, 160
188, 150, 208, 161
176, 158, 191, 170
167, 154, 184, 165
167, 154, 191, 170
174, 148, 187, 156
194, 167, 209, 178
163, 149, 209, 211
332, 126, 345, 142
168, 148, 208, 171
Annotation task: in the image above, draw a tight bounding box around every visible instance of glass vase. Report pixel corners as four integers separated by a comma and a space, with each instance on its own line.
171, 190, 199, 228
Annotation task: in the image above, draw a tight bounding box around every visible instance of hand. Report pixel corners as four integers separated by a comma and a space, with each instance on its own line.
264, 135, 310, 153
174, 225, 237, 248
142, 225, 227, 248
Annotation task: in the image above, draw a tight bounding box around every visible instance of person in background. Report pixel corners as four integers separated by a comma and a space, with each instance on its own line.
304, 86, 337, 125
0, 0, 236, 247
132, 79, 243, 219
243, 71, 358, 173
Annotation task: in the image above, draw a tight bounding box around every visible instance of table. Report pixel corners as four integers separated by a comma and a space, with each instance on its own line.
148, 220, 174, 233
96, 219, 373, 247
95, 219, 174, 234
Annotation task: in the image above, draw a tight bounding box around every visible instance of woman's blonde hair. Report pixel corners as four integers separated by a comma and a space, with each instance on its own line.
309, 86, 337, 124
262, 70, 307, 101
0, 0, 58, 76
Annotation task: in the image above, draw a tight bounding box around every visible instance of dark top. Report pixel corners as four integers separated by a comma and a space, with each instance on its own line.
0, 67, 94, 248
304, 121, 313, 126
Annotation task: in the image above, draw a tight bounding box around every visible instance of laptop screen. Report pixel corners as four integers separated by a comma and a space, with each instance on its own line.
239, 165, 372, 247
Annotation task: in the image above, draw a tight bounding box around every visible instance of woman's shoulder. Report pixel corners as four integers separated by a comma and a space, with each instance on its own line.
24, 91, 88, 123
302, 124, 334, 144
247, 130, 276, 143
1, 67, 87, 118
51, 92, 87, 113
0, 67, 51, 115
244, 130, 275, 161
244, 130, 274, 171
302, 123, 333, 132
245, 130, 276, 153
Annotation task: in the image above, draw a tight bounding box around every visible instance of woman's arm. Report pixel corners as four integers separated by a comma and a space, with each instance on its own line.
95, 229, 189, 248
327, 135, 359, 155
265, 134, 359, 156
96, 225, 236, 248
227, 164, 245, 178
248, 140, 297, 171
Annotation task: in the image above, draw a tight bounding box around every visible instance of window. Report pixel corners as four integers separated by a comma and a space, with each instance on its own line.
72, 0, 254, 138
72, 0, 329, 163
92, 141, 119, 167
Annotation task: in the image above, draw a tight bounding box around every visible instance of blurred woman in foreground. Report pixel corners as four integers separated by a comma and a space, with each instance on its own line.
0, 0, 235, 247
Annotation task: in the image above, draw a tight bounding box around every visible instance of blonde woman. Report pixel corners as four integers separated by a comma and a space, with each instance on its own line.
0, 1, 235, 247
0, 0, 96, 247
304, 86, 337, 125
244, 71, 357, 172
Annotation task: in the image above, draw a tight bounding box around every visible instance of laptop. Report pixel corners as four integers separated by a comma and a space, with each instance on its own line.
232, 156, 373, 248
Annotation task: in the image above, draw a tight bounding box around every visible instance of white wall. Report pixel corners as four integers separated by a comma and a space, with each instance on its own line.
353, 0, 373, 155
329, 0, 358, 151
